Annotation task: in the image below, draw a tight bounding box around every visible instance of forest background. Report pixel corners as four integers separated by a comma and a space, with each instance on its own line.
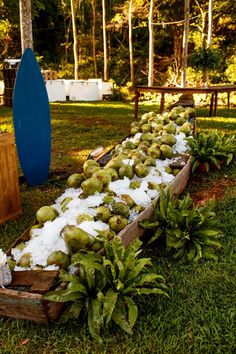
0, 0, 236, 88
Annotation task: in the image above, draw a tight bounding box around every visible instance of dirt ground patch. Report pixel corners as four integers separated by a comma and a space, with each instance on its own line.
190, 177, 235, 205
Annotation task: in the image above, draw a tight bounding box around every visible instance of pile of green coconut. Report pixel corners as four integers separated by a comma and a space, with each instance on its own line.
9, 105, 195, 271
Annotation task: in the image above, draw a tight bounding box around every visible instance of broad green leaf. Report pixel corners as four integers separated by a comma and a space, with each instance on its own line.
103, 288, 118, 326
88, 298, 103, 343
83, 264, 96, 291
112, 237, 125, 262
187, 243, 196, 261
59, 272, 78, 283
116, 259, 125, 282
194, 229, 221, 238
159, 188, 168, 221
71, 250, 101, 266
128, 258, 153, 281
192, 159, 201, 173
147, 228, 163, 245
166, 233, 187, 249
202, 247, 219, 261
57, 304, 73, 323
116, 278, 124, 291
125, 297, 138, 329
226, 153, 233, 165
67, 280, 87, 294
112, 298, 133, 335
69, 301, 84, 319
139, 287, 169, 297
172, 247, 185, 259
103, 258, 117, 282
193, 240, 203, 262
202, 238, 222, 249
44, 290, 84, 302
139, 219, 160, 229
134, 273, 165, 287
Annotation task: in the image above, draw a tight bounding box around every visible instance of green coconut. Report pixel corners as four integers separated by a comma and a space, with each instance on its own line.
81, 177, 103, 196
62, 225, 91, 253
95, 206, 111, 222
36, 206, 58, 224
67, 173, 85, 188
112, 202, 130, 218
108, 215, 128, 233
47, 251, 70, 269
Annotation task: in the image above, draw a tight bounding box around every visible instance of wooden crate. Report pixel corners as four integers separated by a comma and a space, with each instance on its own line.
0, 155, 191, 323
0, 133, 22, 224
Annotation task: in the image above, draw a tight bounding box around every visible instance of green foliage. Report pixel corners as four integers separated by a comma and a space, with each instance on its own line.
225, 55, 236, 84
189, 47, 221, 71
57, 63, 74, 79
140, 189, 223, 263
44, 237, 168, 342
111, 82, 135, 102
185, 131, 236, 173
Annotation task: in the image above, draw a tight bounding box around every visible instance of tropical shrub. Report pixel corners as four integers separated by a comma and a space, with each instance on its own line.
140, 189, 223, 263
185, 130, 236, 173
44, 237, 168, 342
189, 47, 221, 72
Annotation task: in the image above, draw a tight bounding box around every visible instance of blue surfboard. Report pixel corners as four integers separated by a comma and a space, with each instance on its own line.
13, 48, 51, 186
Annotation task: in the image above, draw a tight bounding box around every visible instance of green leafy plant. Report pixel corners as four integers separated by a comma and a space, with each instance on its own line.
140, 189, 223, 263
189, 47, 221, 72
44, 237, 168, 342
185, 131, 236, 173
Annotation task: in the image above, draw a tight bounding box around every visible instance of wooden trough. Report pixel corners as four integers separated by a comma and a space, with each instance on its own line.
0, 154, 191, 323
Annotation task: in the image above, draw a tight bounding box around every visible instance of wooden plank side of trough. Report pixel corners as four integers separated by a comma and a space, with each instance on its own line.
9, 270, 60, 294
0, 288, 49, 323
118, 155, 191, 248
169, 155, 191, 196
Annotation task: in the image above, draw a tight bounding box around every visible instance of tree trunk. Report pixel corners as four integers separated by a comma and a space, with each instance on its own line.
206, 0, 213, 85
91, 0, 97, 78
71, 0, 79, 80
207, 0, 213, 47
102, 0, 108, 81
19, 0, 33, 53
128, 0, 134, 84
148, 0, 154, 86
181, 0, 190, 87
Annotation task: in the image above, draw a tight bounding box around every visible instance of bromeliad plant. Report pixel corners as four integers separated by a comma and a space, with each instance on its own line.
185, 130, 236, 173
44, 237, 168, 343
140, 189, 223, 263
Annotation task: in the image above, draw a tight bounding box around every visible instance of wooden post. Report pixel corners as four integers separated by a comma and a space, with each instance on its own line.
160, 93, 165, 113
227, 92, 230, 109
0, 133, 22, 224
134, 89, 140, 120
214, 90, 218, 116
209, 93, 214, 117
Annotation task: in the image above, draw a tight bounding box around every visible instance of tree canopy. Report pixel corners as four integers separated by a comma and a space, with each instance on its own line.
0, 0, 235, 85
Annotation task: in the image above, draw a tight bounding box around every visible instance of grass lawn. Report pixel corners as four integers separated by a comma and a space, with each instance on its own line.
0, 101, 235, 354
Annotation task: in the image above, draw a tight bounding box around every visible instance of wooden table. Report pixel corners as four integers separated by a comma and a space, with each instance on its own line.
132, 85, 236, 119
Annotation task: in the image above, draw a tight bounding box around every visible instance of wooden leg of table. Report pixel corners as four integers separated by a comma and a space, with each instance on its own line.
134, 91, 140, 120
227, 92, 230, 109
160, 93, 165, 113
214, 91, 218, 116
210, 94, 214, 117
